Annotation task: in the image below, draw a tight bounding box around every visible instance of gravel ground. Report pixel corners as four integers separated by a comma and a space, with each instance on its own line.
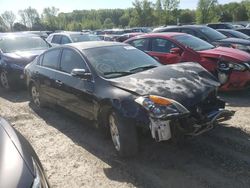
0, 88, 250, 188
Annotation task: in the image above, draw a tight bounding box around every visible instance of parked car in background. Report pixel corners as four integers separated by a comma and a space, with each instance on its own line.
0, 33, 51, 90
46, 32, 100, 45
125, 33, 250, 91
237, 28, 250, 36
233, 24, 245, 29
0, 117, 50, 188
207, 23, 235, 29
154, 25, 250, 53
217, 29, 250, 40
21, 31, 49, 39
115, 33, 143, 42
97, 35, 114, 41
25, 41, 234, 157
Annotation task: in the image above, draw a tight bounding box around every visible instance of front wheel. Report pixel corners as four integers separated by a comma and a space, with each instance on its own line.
0, 70, 10, 90
109, 111, 138, 157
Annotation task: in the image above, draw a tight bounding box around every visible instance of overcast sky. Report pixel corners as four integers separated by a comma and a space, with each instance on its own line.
0, 0, 243, 15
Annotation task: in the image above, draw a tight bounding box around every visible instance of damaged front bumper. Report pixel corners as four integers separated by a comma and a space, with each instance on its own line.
149, 109, 235, 142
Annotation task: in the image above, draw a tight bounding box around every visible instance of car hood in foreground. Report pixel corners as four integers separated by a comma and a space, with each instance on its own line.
0, 118, 34, 187
110, 62, 220, 109
3, 49, 46, 66
198, 47, 250, 62
218, 37, 250, 45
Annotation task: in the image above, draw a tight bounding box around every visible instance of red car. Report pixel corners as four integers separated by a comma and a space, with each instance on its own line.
125, 33, 250, 91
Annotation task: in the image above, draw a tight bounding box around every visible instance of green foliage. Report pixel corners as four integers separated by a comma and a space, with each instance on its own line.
196, 0, 219, 24
2, 0, 250, 32
1, 11, 16, 31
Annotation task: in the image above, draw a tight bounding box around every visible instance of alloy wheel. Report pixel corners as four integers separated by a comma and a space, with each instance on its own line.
0, 71, 9, 89
109, 114, 121, 151
31, 85, 41, 107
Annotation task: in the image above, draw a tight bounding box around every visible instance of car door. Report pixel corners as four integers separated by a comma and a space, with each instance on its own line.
36, 48, 61, 104
148, 38, 181, 64
54, 48, 95, 119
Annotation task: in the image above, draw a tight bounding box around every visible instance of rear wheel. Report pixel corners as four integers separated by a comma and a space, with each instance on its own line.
0, 71, 10, 90
30, 83, 46, 108
108, 111, 138, 157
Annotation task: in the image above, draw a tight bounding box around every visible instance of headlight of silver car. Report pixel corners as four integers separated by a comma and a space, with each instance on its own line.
32, 158, 49, 188
135, 95, 189, 119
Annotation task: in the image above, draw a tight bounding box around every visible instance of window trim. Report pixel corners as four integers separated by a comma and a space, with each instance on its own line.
148, 37, 181, 54
41, 48, 62, 70
58, 47, 90, 74
129, 38, 150, 52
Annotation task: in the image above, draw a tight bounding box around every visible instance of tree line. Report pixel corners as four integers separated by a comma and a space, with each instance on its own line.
1, 0, 250, 32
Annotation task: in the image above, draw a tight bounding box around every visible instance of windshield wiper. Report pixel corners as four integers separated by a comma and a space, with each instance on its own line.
129, 65, 158, 73
104, 71, 133, 76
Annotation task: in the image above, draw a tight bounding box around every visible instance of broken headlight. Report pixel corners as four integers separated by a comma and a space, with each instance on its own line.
135, 95, 189, 119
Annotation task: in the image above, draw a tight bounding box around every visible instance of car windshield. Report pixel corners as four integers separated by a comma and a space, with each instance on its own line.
0, 36, 49, 53
84, 45, 160, 78
199, 27, 227, 41
70, 34, 101, 43
173, 34, 215, 51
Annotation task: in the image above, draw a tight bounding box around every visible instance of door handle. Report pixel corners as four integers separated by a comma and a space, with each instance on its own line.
55, 80, 63, 86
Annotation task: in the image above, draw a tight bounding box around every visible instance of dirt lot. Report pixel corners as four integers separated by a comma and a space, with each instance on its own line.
0, 88, 250, 188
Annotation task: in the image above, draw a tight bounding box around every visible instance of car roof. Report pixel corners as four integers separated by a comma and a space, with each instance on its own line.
49, 32, 95, 37
131, 32, 186, 39
66, 41, 127, 50
0, 32, 39, 38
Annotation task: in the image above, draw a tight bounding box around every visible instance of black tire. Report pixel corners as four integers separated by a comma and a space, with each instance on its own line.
0, 70, 11, 90
108, 111, 138, 157
29, 83, 47, 108
170, 121, 186, 146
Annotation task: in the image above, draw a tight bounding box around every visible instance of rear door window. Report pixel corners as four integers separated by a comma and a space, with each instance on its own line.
42, 49, 61, 69
129, 38, 150, 51
51, 35, 62, 44
60, 49, 87, 73
61, 36, 71, 44
151, 38, 177, 53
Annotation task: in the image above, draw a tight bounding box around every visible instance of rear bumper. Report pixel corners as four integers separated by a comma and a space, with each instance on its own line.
149, 109, 235, 142
220, 71, 250, 91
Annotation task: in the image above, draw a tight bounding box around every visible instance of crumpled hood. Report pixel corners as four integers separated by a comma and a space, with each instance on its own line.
110, 62, 220, 109
199, 47, 250, 62
219, 37, 250, 45
3, 49, 45, 66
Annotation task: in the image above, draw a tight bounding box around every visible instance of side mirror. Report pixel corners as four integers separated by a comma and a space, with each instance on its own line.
170, 48, 182, 55
71, 69, 92, 80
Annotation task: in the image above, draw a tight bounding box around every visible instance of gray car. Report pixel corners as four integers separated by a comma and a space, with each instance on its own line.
46, 31, 100, 45
0, 117, 49, 188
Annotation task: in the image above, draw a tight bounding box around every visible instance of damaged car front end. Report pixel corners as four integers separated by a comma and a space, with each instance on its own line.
134, 93, 234, 142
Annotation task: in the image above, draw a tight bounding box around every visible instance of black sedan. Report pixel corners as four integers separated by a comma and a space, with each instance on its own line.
154, 25, 250, 53
25, 41, 234, 157
217, 29, 250, 40
0, 33, 50, 90
0, 117, 49, 187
